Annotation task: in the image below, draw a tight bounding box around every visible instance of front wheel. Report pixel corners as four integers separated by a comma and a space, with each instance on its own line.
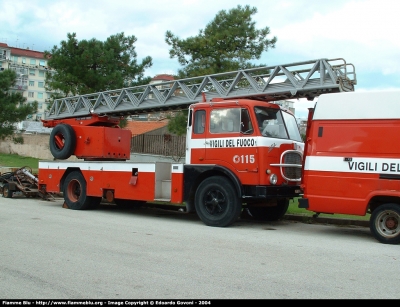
194, 176, 242, 227
63, 171, 100, 210
245, 199, 289, 221
370, 203, 400, 244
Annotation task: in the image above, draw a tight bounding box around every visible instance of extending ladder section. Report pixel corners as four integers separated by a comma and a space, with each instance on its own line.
44, 58, 356, 120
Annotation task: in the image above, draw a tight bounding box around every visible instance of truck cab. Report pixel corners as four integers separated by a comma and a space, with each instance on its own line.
183, 98, 304, 223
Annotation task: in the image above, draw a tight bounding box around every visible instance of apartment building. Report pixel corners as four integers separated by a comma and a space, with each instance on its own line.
0, 42, 51, 120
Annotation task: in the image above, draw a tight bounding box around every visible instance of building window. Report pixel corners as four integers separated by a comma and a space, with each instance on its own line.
39, 70, 45, 77
18, 67, 28, 75
28, 92, 34, 98
38, 82, 44, 88
29, 81, 34, 86
29, 69, 35, 76
38, 103, 43, 109
22, 58, 26, 64
38, 92, 43, 99
30, 59, 36, 65
39, 60, 46, 66
12, 56, 18, 63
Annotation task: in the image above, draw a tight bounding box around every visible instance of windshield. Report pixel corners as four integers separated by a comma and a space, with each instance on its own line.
254, 106, 302, 142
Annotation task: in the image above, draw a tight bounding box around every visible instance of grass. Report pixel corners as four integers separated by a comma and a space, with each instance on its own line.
287, 198, 370, 221
0, 153, 369, 221
0, 153, 40, 173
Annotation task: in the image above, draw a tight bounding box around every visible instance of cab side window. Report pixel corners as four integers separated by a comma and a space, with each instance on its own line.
240, 108, 253, 134
210, 108, 241, 133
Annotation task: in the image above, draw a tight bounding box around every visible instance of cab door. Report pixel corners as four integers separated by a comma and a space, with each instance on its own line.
186, 108, 206, 164
205, 107, 259, 176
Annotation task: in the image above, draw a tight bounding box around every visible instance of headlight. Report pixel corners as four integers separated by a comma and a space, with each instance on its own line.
269, 174, 278, 185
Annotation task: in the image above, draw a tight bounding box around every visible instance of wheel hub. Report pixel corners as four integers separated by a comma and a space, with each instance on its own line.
385, 217, 398, 230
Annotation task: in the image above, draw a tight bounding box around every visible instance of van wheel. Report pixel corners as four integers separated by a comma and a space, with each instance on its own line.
370, 203, 400, 244
195, 176, 242, 227
3, 183, 14, 198
50, 124, 76, 160
245, 199, 289, 221
63, 171, 98, 210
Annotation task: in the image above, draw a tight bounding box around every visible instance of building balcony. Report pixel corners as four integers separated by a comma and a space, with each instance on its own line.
12, 84, 28, 90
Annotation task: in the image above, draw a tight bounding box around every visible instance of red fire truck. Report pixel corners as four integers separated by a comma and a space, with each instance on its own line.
37, 58, 356, 227
299, 89, 400, 244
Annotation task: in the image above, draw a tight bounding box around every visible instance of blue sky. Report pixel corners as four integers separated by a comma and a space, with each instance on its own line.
1, 0, 399, 118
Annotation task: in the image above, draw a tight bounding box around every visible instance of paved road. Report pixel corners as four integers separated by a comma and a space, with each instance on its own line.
1, 196, 399, 300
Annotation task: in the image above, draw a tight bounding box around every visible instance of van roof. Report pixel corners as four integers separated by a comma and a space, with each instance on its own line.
313, 89, 400, 120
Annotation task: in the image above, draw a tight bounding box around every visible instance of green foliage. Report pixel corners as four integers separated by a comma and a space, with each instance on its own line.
12, 135, 24, 144
44, 32, 153, 98
167, 110, 188, 136
0, 153, 39, 173
119, 117, 128, 128
165, 5, 277, 132
0, 70, 38, 140
165, 4, 277, 78
287, 198, 370, 221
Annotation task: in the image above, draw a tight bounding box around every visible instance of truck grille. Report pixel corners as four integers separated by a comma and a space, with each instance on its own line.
283, 151, 302, 181
270, 150, 303, 182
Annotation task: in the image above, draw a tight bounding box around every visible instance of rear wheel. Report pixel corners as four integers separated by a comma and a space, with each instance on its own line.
3, 183, 14, 198
194, 176, 242, 227
63, 171, 100, 210
370, 203, 400, 244
245, 199, 289, 221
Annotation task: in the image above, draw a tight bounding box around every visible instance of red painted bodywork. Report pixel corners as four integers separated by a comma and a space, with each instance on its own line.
302, 117, 400, 216
43, 114, 131, 160
38, 164, 185, 203
73, 126, 131, 160
39, 98, 302, 206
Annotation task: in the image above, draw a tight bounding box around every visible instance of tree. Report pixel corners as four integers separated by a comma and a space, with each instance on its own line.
44, 32, 153, 97
0, 70, 38, 142
164, 5, 277, 135
166, 110, 188, 136
165, 4, 277, 78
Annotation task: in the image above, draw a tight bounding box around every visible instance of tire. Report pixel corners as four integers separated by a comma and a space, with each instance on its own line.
194, 176, 242, 227
50, 124, 76, 160
3, 183, 13, 198
114, 199, 145, 209
246, 199, 289, 221
370, 203, 400, 244
63, 171, 98, 210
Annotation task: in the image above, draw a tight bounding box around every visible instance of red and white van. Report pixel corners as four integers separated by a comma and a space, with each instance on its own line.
299, 90, 400, 244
